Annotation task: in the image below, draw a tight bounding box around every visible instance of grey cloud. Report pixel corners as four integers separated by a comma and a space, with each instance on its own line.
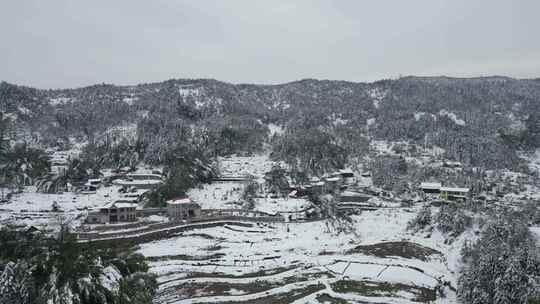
0, 0, 539, 88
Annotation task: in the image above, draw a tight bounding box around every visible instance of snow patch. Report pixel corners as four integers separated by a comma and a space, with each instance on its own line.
368, 87, 387, 109
49, 97, 74, 105
268, 123, 284, 137
122, 96, 138, 105
438, 110, 465, 126
178, 86, 201, 97
99, 266, 122, 292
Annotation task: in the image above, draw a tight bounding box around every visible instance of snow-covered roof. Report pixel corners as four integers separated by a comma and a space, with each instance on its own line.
440, 187, 469, 193
341, 190, 370, 197
167, 198, 193, 205
126, 173, 162, 179
100, 200, 138, 209
420, 182, 441, 189
113, 202, 138, 208
123, 189, 150, 197
115, 197, 139, 202
113, 179, 162, 186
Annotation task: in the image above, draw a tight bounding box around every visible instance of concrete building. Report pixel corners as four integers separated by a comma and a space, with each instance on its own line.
440, 187, 470, 201
419, 182, 442, 194
166, 198, 202, 220
86, 200, 138, 224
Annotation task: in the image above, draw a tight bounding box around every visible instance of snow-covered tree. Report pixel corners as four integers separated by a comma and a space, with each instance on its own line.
0, 261, 34, 304
407, 204, 432, 231
458, 214, 540, 304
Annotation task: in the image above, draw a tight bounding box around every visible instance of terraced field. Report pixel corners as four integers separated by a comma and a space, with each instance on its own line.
138, 208, 463, 303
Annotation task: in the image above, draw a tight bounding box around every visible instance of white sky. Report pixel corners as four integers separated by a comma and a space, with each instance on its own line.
1, 0, 539, 89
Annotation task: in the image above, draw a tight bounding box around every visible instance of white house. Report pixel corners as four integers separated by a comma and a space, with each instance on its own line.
166, 198, 201, 220
440, 187, 470, 201
86, 200, 138, 224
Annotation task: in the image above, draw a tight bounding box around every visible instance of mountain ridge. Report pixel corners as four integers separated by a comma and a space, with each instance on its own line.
3, 74, 540, 91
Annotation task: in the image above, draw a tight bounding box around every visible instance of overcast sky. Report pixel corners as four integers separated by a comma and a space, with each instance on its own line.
1, 0, 539, 89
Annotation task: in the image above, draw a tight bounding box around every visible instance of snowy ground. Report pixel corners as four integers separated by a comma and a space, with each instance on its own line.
139, 207, 463, 303
189, 154, 312, 215
253, 197, 310, 215
187, 182, 244, 209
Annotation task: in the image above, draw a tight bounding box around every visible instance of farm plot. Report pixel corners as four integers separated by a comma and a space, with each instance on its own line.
138, 208, 458, 303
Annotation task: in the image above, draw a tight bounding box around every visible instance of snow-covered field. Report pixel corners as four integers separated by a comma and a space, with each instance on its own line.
139, 207, 462, 303
130, 154, 464, 302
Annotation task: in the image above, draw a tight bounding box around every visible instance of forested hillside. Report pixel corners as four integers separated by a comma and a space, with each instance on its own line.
2, 76, 540, 177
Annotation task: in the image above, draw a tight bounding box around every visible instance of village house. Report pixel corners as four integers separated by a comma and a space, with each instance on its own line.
419, 182, 442, 194
324, 176, 342, 193
86, 200, 138, 224
166, 198, 202, 220
113, 173, 164, 190
338, 169, 356, 185
339, 190, 371, 203
440, 187, 470, 201
419, 182, 470, 201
